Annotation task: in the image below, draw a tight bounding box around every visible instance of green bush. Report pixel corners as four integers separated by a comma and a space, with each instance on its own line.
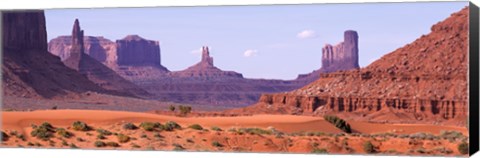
122, 123, 138, 130
31, 122, 55, 141
106, 141, 120, 147
458, 142, 469, 155
164, 121, 181, 131
96, 129, 112, 136
97, 134, 106, 140
56, 128, 73, 138
312, 148, 328, 154
94, 141, 106, 147
323, 115, 352, 133
238, 128, 272, 135
139, 122, 161, 131
212, 141, 223, 147
72, 121, 90, 131
363, 141, 375, 153
117, 134, 130, 143
178, 105, 192, 116
211, 126, 222, 131
188, 124, 203, 130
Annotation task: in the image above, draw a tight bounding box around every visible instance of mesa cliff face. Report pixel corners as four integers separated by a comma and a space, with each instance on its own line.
48, 36, 116, 62
2, 11, 107, 98
237, 8, 469, 125
62, 19, 149, 97
116, 35, 162, 67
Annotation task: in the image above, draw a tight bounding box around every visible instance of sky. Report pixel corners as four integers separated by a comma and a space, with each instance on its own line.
45, 2, 468, 80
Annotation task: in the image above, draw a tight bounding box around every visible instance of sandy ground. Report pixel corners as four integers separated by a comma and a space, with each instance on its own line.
0, 110, 469, 156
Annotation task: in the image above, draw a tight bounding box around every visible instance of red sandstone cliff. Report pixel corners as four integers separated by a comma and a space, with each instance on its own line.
235, 8, 469, 126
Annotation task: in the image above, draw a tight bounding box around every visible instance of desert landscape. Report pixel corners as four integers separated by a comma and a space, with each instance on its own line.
1, 3, 471, 156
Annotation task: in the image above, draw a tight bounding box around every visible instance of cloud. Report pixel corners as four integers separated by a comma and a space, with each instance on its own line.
190, 46, 212, 54
190, 47, 203, 54
296, 29, 317, 39
243, 49, 258, 57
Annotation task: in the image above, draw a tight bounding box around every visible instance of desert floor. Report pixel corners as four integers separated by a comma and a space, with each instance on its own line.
1, 110, 469, 156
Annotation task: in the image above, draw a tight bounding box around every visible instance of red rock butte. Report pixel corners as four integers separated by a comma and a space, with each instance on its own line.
168, 46, 243, 79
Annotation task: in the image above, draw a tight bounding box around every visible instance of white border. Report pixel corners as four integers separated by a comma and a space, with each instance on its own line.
1, 0, 478, 158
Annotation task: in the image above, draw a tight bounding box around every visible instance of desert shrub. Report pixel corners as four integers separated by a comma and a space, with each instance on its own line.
94, 141, 106, 147
76, 137, 84, 142
27, 142, 34, 146
97, 134, 106, 140
312, 148, 328, 154
164, 121, 181, 131
117, 134, 130, 143
69, 143, 78, 148
458, 142, 469, 155
323, 115, 352, 133
173, 143, 184, 151
169, 105, 176, 112
131, 143, 141, 148
186, 138, 194, 143
106, 141, 120, 147
72, 121, 90, 131
212, 141, 223, 147
178, 105, 192, 116
188, 124, 203, 130
56, 128, 73, 138
1, 131, 8, 141
31, 122, 55, 141
96, 129, 112, 136
211, 126, 222, 131
238, 128, 272, 135
122, 123, 138, 130
139, 122, 161, 131
363, 141, 375, 153
440, 130, 465, 140
153, 133, 163, 138
61, 140, 69, 146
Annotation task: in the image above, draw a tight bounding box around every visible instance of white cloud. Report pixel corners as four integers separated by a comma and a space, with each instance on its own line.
297, 29, 317, 39
190, 47, 203, 54
190, 46, 212, 54
243, 49, 258, 57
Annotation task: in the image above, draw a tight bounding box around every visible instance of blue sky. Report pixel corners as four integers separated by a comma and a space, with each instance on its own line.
45, 2, 467, 80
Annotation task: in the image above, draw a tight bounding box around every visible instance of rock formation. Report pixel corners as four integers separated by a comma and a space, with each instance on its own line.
48, 36, 116, 62
169, 46, 243, 79
116, 35, 163, 67
237, 7, 469, 126
48, 34, 169, 80
321, 30, 359, 73
2, 11, 106, 98
62, 19, 149, 97
295, 30, 360, 81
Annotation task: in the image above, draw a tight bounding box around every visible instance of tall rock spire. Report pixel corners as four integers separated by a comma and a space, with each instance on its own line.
201, 46, 214, 66
63, 19, 85, 70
